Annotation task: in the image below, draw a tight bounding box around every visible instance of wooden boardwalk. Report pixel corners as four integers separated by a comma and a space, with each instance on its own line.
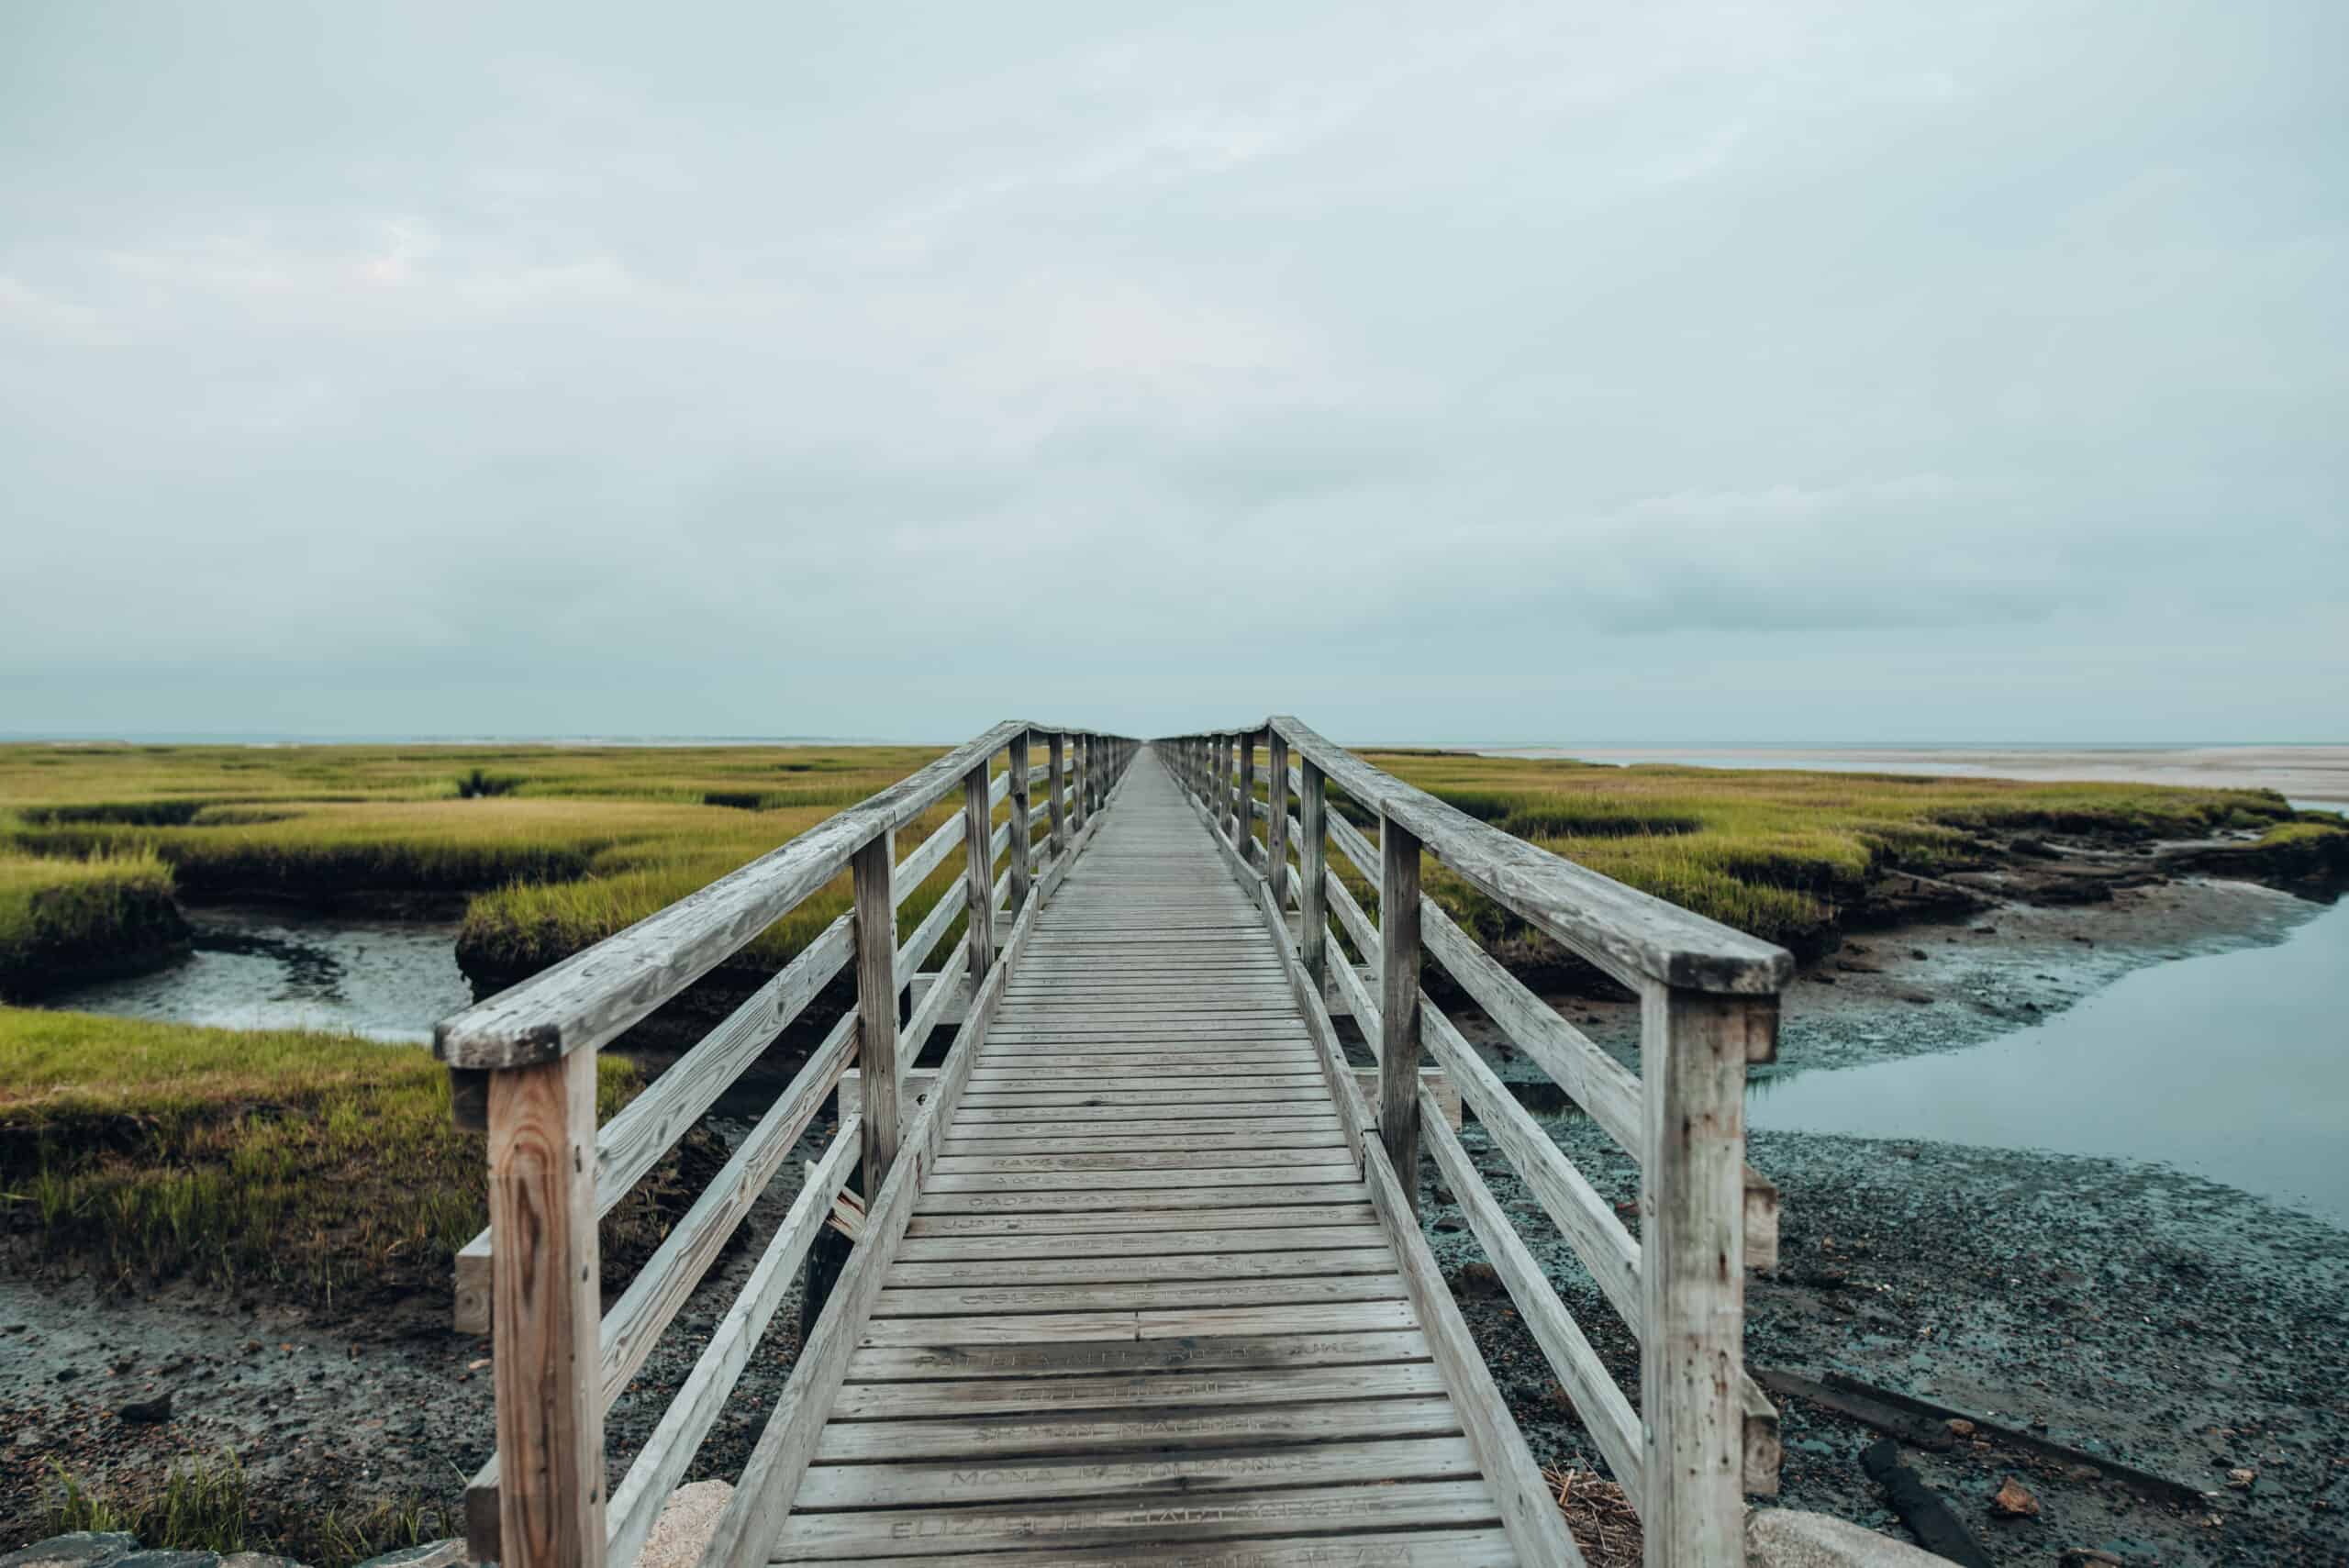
442, 721, 1792, 1568
776, 753, 1517, 1562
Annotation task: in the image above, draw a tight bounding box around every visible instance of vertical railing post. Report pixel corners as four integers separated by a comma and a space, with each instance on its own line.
1008, 731, 1032, 915
487, 1050, 606, 1567
1299, 759, 1328, 989
1641, 987, 1772, 1568
1047, 732, 1067, 857
850, 830, 901, 1190
1376, 808, 1423, 1216
1074, 736, 1091, 833
1267, 730, 1290, 910
963, 760, 996, 982
1237, 730, 1257, 862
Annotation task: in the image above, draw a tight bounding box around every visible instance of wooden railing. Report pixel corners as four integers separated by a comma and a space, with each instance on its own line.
434, 724, 1137, 1568
1157, 717, 1794, 1568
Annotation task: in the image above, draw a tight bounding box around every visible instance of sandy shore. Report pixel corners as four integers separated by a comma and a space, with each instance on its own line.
1470, 743, 2349, 806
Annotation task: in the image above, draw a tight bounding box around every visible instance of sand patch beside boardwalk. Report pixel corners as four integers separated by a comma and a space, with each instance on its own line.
1477, 742, 2349, 805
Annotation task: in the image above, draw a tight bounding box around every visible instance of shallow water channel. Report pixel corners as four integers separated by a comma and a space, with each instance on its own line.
1749, 896, 2349, 1223
48, 905, 473, 1043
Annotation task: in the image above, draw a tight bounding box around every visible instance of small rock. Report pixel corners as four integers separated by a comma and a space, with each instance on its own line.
1990, 1475, 2041, 1518
1908, 948, 1929, 961
2227, 1466, 2256, 1489
1944, 1418, 1975, 1437
0, 1534, 140, 1568
118, 1392, 173, 1424
1453, 1262, 1504, 1296
113, 1554, 223, 1568
220, 1555, 305, 1568
351, 1543, 467, 1568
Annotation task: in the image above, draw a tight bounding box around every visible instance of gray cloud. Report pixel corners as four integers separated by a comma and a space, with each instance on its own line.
1, 0, 2342, 743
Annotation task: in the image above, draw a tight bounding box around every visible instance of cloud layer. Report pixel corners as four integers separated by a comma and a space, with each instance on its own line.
3, 1, 2343, 741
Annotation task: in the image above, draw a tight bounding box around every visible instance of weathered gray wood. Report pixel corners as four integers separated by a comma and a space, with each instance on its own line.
699, 811, 1062, 1566
1008, 732, 1031, 915
1642, 986, 1772, 1567
961, 763, 996, 984
809, 1396, 1463, 1463
890, 812, 963, 910
773, 1480, 1502, 1561
438, 719, 1030, 1068
1298, 756, 1328, 988
486, 1050, 606, 1568
1267, 731, 1291, 910
892, 869, 967, 992
796, 1530, 1520, 1568
796, 1435, 1482, 1510
1379, 811, 1425, 1214
603, 1122, 857, 1568
851, 830, 901, 1195
1363, 1132, 1583, 1567
1419, 1083, 1642, 1494
1271, 715, 1793, 996
1046, 733, 1067, 856
454, 916, 853, 1334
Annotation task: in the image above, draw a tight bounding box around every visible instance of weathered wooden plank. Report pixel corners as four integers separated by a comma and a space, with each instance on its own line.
832, 1358, 1449, 1418
796, 1435, 1482, 1510
934, 1148, 1353, 1175
771, 1479, 1501, 1561
1379, 811, 1425, 1213
1008, 731, 1031, 916
905, 1201, 1375, 1236
810, 1395, 1461, 1462
798, 1529, 1519, 1568
602, 1122, 857, 1568
894, 1224, 1387, 1262
438, 718, 1030, 1069
850, 830, 900, 1193
1642, 986, 1772, 1564
1363, 1133, 1582, 1566
1273, 714, 1792, 995
885, 1247, 1394, 1287
484, 1050, 605, 1567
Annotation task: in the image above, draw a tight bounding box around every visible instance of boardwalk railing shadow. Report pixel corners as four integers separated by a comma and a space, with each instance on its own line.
438, 723, 1792, 1568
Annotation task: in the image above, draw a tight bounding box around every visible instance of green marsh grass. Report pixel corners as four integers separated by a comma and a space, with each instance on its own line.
0, 1006, 674, 1303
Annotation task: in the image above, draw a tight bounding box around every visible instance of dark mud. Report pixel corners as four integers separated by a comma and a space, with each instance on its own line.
0, 1116, 828, 1548
1425, 1118, 2349, 1565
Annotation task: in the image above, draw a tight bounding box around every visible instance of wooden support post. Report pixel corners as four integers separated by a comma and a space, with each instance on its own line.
1047, 733, 1067, 855
1641, 986, 1772, 1568
1299, 758, 1328, 988
1073, 736, 1090, 833
1267, 731, 1290, 908
850, 831, 900, 1192
1237, 730, 1256, 858
962, 763, 996, 983
1377, 809, 1424, 1217
486, 1049, 607, 1567
1007, 732, 1031, 914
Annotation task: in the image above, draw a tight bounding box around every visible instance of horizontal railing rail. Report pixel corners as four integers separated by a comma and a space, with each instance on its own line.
1156, 718, 1794, 1568
435, 725, 1136, 1568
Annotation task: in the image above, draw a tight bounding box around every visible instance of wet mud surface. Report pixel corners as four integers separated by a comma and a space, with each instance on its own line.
1428, 1120, 2349, 1565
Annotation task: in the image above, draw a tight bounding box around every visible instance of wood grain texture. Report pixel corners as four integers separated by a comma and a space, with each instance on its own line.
487, 1051, 606, 1568
1378, 811, 1426, 1213
1269, 715, 1792, 995
437, 719, 1032, 1068
851, 830, 901, 1195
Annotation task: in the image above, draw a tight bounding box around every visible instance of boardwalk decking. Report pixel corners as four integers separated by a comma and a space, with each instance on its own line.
774, 754, 1520, 1564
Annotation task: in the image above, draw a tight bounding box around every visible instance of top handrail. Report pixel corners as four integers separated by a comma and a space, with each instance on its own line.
439, 718, 1091, 1068
1165, 717, 1792, 995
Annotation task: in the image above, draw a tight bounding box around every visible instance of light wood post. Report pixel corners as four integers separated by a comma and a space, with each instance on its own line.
1047, 733, 1067, 856
1377, 809, 1424, 1217
1299, 759, 1328, 989
1008, 733, 1032, 915
487, 1048, 607, 1568
1074, 736, 1090, 833
850, 831, 900, 1191
1641, 987, 1772, 1568
1267, 731, 1290, 908
962, 762, 996, 982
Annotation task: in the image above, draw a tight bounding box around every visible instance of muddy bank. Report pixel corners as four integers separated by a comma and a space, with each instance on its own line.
1429, 1120, 2349, 1566
0, 1113, 822, 1551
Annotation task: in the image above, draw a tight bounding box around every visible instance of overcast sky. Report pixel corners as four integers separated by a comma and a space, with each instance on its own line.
3, 3, 2342, 744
